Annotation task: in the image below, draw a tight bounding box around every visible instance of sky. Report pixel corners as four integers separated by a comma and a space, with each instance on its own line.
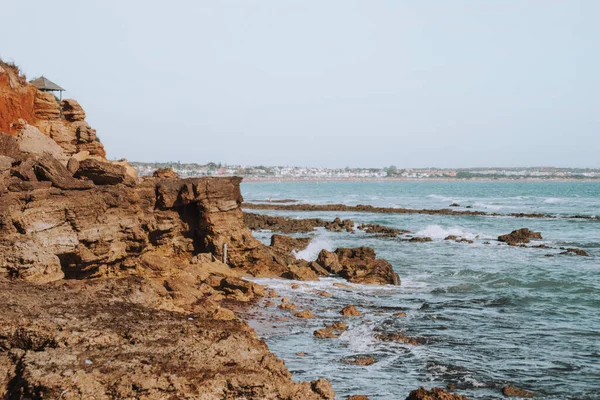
1, 1, 599, 168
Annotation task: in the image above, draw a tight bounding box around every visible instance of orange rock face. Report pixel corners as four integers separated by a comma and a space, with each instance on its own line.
0, 62, 106, 159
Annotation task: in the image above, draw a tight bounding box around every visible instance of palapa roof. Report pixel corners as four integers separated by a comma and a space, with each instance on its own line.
29, 76, 65, 91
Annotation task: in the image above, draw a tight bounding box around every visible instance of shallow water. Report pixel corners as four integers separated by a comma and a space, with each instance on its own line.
242, 181, 600, 399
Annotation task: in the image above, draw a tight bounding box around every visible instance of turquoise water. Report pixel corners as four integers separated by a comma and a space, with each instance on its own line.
242, 181, 600, 400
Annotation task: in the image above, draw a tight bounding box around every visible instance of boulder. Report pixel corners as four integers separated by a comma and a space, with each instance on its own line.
75, 158, 136, 186
325, 217, 354, 232
153, 167, 180, 179
270, 234, 311, 254
282, 264, 320, 281
334, 247, 401, 285
498, 228, 542, 245
341, 305, 361, 316
316, 249, 342, 274
15, 125, 69, 165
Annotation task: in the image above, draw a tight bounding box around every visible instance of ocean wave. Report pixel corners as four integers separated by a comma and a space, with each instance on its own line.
339, 324, 377, 352
294, 236, 333, 261
543, 197, 564, 204
416, 225, 478, 240
472, 202, 507, 210
427, 194, 455, 202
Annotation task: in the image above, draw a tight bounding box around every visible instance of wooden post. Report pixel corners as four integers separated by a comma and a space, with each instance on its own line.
222, 243, 228, 264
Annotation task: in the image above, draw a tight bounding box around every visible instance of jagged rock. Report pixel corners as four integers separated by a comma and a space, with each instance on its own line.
357, 223, 408, 237
341, 305, 361, 316
444, 235, 458, 241
270, 234, 311, 253
153, 167, 179, 179
317, 249, 343, 274
406, 387, 470, 400
27, 154, 94, 190
74, 158, 136, 186
66, 156, 79, 174
319, 247, 401, 286
325, 217, 354, 232
498, 228, 542, 245
348, 396, 370, 400
243, 213, 326, 233
502, 386, 535, 398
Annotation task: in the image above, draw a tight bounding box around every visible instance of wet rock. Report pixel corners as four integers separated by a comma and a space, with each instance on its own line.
264, 300, 275, 307
243, 212, 327, 233
375, 333, 423, 346
278, 302, 297, 311
291, 283, 300, 289
498, 228, 542, 245
333, 282, 353, 289
357, 223, 408, 237
325, 217, 354, 232
559, 248, 589, 256
456, 238, 474, 244
152, 167, 179, 179
394, 312, 407, 317
341, 305, 361, 316
343, 355, 376, 366
449, 203, 460, 207
294, 310, 315, 319
406, 387, 470, 400
444, 235, 458, 241
502, 386, 535, 398
270, 234, 311, 253
409, 237, 433, 243
315, 290, 332, 297
330, 247, 401, 285
314, 322, 347, 339
348, 396, 370, 400
297, 352, 308, 357
317, 249, 343, 274
314, 327, 340, 339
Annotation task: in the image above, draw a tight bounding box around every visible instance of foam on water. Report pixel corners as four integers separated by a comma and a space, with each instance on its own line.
427, 194, 455, 202
543, 197, 563, 204
416, 224, 479, 240
339, 324, 377, 352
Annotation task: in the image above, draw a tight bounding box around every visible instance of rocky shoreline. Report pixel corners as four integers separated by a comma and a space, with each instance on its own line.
0, 61, 471, 399
243, 201, 600, 221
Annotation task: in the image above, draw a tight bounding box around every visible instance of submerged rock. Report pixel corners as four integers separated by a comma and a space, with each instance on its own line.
559, 248, 589, 256
343, 355, 376, 366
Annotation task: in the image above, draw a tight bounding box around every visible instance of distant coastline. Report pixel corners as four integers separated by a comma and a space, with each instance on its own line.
240, 176, 600, 183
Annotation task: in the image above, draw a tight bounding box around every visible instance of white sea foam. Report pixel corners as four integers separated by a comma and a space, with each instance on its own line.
472, 202, 509, 210
427, 194, 454, 202
339, 324, 377, 352
543, 197, 563, 204
416, 225, 478, 240
293, 236, 333, 261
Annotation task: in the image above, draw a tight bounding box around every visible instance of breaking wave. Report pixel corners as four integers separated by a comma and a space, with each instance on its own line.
416, 225, 478, 240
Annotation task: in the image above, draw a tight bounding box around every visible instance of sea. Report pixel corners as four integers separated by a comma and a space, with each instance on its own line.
240, 181, 600, 400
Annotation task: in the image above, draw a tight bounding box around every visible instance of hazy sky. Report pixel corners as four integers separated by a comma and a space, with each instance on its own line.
2, 1, 599, 168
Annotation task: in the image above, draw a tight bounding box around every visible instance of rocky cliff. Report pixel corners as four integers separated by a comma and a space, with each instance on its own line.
0, 61, 340, 399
